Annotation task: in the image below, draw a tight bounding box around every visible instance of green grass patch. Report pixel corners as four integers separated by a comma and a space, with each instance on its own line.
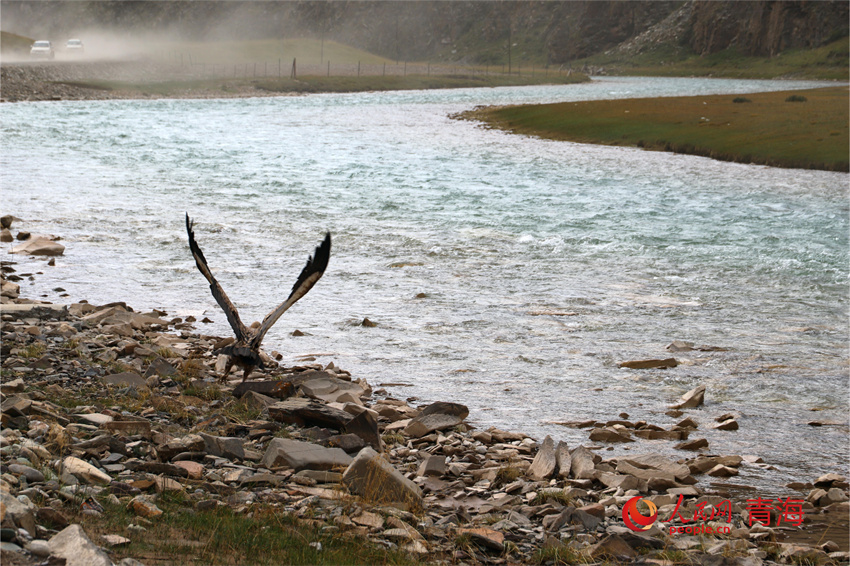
463, 86, 849, 171
74, 497, 421, 565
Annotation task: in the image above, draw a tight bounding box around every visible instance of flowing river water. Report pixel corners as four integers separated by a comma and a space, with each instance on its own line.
2, 76, 847, 493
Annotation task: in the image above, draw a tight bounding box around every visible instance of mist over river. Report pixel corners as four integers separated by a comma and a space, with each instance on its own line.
2, 76, 847, 492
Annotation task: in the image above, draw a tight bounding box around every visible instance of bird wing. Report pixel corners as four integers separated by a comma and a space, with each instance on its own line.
250, 231, 331, 349
185, 213, 250, 343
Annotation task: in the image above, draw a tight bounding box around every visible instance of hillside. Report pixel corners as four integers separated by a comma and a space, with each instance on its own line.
1, 1, 847, 79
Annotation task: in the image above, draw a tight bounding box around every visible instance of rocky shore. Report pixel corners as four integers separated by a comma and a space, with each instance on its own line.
2, 217, 848, 566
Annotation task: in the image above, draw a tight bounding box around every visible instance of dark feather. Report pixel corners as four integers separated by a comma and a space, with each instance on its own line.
185, 213, 250, 343
250, 232, 331, 349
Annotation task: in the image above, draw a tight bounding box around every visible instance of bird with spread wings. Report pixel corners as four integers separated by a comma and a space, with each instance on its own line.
185, 213, 331, 383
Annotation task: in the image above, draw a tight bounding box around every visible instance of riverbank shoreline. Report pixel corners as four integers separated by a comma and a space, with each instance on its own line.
0, 60, 589, 103
459, 86, 850, 172
2, 217, 848, 565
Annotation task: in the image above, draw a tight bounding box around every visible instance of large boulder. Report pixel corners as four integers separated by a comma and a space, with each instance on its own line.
261, 438, 352, 471
10, 236, 65, 256
342, 446, 423, 511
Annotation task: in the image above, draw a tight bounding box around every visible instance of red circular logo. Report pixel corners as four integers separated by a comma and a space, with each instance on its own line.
622, 496, 658, 531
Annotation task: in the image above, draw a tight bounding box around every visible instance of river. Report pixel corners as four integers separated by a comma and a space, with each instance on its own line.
2, 76, 847, 492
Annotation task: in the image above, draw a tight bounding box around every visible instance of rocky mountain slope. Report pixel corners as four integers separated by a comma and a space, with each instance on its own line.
2, 1, 847, 66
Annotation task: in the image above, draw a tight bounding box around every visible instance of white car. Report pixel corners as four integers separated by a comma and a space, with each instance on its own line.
30, 40, 54, 59
66, 38, 84, 53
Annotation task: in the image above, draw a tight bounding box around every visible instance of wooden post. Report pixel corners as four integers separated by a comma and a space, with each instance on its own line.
291, 58, 296, 79
327, 60, 330, 77
383, 62, 386, 76
278, 58, 281, 78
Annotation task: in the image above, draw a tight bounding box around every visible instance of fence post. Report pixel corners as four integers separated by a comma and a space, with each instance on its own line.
291, 58, 297, 79
327, 60, 330, 77
383, 62, 385, 76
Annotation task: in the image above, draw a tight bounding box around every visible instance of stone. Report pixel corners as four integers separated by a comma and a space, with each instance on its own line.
589, 427, 634, 443
457, 527, 504, 552
157, 434, 206, 461
670, 385, 705, 409
173, 460, 204, 479
676, 438, 709, 451
554, 441, 571, 478
342, 446, 423, 511
0, 229, 11, 242
320, 433, 366, 454
417, 455, 446, 477
528, 435, 557, 480
7, 464, 44, 483
714, 418, 739, 431
103, 371, 147, 388
619, 358, 678, 369
10, 236, 65, 256
402, 401, 469, 438
814, 473, 846, 487
570, 446, 597, 480
199, 433, 245, 461
144, 357, 176, 378
343, 408, 381, 451
352, 510, 384, 530
232, 380, 296, 400
128, 495, 163, 518
619, 453, 692, 481
587, 534, 637, 560
48, 524, 113, 566
261, 437, 352, 471
0, 492, 37, 536
62, 456, 112, 485
268, 397, 353, 430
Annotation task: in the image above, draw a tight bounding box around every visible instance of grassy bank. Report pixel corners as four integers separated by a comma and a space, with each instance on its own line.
462, 86, 849, 172
56, 71, 589, 98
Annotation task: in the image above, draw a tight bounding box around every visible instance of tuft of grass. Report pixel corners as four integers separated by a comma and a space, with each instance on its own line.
494, 462, 523, 486
20, 343, 47, 359
532, 489, 574, 507
785, 94, 808, 102
531, 545, 588, 565
732, 97, 752, 103
381, 432, 405, 446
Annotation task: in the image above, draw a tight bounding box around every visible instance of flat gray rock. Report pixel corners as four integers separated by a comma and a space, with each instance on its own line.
261, 437, 352, 471
48, 524, 113, 566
